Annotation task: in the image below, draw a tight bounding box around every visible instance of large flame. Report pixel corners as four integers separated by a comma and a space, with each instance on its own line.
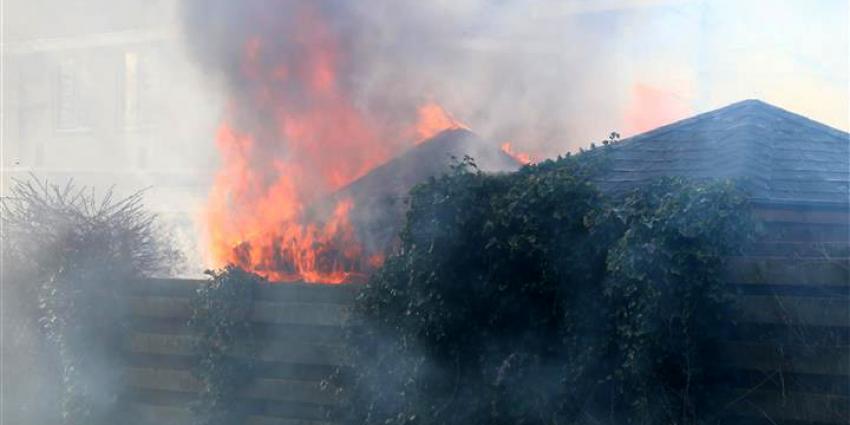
500, 142, 533, 165
204, 5, 457, 283
413, 103, 467, 144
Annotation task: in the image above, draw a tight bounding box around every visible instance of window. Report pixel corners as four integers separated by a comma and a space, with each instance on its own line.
124, 52, 141, 129
56, 58, 91, 132
124, 51, 158, 130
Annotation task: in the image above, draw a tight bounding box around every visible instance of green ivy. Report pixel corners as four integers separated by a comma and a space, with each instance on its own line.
343, 153, 757, 425
599, 179, 757, 423
188, 266, 266, 425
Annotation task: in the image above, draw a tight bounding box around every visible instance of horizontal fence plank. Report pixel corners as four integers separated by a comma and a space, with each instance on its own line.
734, 295, 850, 327
723, 389, 849, 424
725, 257, 849, 286
129, 318, 349, 347
123, 388, 338, 422
126, 333, 348, 366
130, 279, 359, 304
755, 208, 850, 225
125, 296, 351, 327
125, 368, 338, 405
761, 222, 850, 243
126, 403, 190, 425
730, 283, 850, 298
717, 369, 850, 398
747, 241, 850, 258
125, 402, 335, 425
126, 296, 191, 319
718, 342, 850, 376
253, 302, 351, 327
123, 352, 345, 383
724, 322, 850, 347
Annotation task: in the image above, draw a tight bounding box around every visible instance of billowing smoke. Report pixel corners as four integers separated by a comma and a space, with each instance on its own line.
180, 1, 626, 281
181, 1, 623, 157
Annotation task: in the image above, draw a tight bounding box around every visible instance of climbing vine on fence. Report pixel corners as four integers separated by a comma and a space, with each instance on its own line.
188, 266, 266, 425
344, 152, 758, 425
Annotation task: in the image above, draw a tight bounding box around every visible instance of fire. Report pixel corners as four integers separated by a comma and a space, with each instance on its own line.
500, 142, 532, 165
413, 102, 467, 143
203, 4, 461, 283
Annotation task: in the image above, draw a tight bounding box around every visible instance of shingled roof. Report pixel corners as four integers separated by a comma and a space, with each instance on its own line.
596, 99, 850, 206
334, 129, 520, 253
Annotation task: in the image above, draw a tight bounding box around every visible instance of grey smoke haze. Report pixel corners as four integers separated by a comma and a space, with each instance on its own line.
179, 0, 850, 158
1, 0, 843, 282
2, 0, 223, 272
180, 0, 626, 158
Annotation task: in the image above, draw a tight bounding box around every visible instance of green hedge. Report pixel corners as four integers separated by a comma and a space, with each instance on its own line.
343, 153, 757, 425
188, 266, 266, 425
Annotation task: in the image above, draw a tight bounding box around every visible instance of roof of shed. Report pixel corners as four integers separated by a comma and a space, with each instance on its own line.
596, 99, 849, 205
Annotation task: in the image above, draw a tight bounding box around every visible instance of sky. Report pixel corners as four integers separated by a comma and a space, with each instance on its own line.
608, 0, 848, 135
449, 0, 849, 149
321, 0, 849, 157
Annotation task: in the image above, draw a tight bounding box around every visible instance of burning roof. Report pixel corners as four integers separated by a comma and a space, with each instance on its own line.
336, 128, 521, 257
207, 124, 518, 284
597, 99, 850, 205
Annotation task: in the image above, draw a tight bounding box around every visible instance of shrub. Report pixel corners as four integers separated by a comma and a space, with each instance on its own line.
188, 266, 266, 425
343, 155, 756, 425
1, 177, 180, 425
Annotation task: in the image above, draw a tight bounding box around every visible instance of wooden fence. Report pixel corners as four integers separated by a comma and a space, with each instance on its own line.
120, 203, 849, 425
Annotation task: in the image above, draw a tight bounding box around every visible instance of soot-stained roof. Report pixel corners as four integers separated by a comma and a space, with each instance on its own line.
596, 99, 849, 205
335, 128, 521, 253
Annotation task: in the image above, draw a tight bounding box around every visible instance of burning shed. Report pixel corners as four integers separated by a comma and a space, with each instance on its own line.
335, 128, 521, 266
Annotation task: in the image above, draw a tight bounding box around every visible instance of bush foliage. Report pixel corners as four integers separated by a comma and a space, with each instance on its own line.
344, 154, 756, 425
188, 266, 266, 425
1, 177, 179, 425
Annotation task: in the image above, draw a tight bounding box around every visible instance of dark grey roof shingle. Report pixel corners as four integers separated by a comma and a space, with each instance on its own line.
596, 99, 850, 206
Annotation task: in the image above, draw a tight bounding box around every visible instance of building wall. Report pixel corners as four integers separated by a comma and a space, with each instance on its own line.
2, 1, 222, 272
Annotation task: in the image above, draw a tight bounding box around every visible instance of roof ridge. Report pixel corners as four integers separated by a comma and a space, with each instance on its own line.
620, 99, 849, 146
596, 99, 849, 204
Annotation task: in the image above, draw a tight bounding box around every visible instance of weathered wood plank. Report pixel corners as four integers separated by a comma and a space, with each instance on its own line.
125, 403, 335, 425
718, 342, 850, 376
252, 302, 351, 327
125, 368, 338, 405
129, 279, 359, 304
125, 333, 348, 366
761, 222, 850, 243
125, 296, 351, 326
123, 352, 345, 383
123, 388, 337, 421
129, 318, 349, 346
725, 257, 849, 286
724, 389, 849, 424
747, 241, 850, 258
734, 295, 850, 327
755, 208, 850, 225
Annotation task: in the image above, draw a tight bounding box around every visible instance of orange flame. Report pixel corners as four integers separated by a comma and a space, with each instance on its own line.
500, 142, 532, 165
204, 5, 461, 283
413, 102, 468, 143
